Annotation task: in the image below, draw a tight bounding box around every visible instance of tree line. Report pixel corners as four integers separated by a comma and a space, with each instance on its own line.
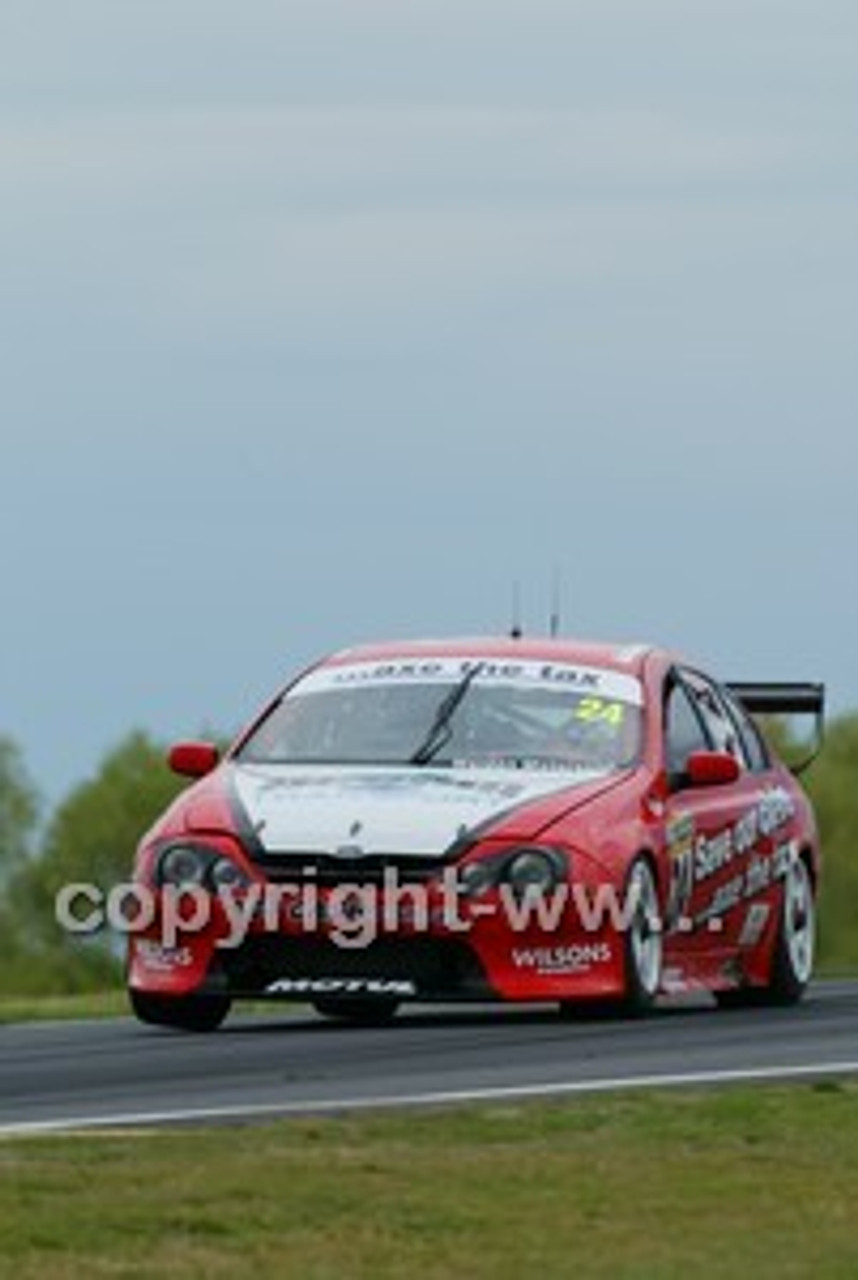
0, 732, 186, 995
0, 717, 856, 998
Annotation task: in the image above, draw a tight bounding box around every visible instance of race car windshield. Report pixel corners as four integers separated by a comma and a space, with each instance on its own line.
235, 659, 644, 772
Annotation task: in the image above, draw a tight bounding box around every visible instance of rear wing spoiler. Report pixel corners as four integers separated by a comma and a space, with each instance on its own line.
727, 682, 825, 775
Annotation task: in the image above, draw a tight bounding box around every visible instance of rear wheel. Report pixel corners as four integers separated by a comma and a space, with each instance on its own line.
716, 855, 815, 1009
312, 997, 400, 1026
129, 989, 231, 1032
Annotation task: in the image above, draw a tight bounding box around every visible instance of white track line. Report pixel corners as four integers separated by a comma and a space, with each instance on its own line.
2, 1059, 858, 1137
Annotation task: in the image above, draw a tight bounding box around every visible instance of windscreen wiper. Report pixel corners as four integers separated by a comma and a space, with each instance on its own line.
410, 662, 484, 766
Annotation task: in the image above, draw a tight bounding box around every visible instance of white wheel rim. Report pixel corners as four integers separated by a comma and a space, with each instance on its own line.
629, 862, 663, 996
784, 856, 815, 985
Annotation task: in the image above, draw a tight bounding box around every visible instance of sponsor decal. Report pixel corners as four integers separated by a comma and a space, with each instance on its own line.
135, 940, 194, 972
696, 874, 744, 925
248, 769, 530, 804
693, 839, 798, 931
264, 977, 417, 997
296, 657, 643, 705
738, 902, 771, 949
693, 788, 796, 886
511, 942, 613, 975
669, 789, 798, 934
666, 813, 696, 926
758, 788, 798, 837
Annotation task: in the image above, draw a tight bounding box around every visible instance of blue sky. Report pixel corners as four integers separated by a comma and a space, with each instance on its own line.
1, 1, 856, 806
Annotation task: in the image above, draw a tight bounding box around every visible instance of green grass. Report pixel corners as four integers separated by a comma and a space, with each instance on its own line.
0, 989, 129, 1024
0, 991, 303, 1024
2, 1083, 858, 1277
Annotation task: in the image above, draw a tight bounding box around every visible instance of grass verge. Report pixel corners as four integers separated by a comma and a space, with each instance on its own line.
2, 1082, 858, 1277
0, 990, 129, 1024
0, 992, 303, 1025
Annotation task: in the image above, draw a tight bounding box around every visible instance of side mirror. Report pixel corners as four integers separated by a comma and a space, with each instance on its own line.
168, 741, 221, 779
685, 750, 741, 788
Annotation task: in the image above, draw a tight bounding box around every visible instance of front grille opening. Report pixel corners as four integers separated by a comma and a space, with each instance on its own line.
220, 934, 490, 999
252, 851, 449, 887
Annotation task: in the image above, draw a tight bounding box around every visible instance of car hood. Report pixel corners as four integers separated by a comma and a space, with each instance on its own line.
228, 762, 619, 857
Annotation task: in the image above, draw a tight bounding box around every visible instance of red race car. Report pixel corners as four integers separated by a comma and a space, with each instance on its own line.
127, 636, 823, 1031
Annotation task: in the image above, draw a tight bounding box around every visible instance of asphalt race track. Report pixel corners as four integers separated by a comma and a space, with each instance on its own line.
2, 980, 858, 1134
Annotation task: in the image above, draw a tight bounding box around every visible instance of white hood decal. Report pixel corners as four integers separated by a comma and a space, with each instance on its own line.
231, 764, 607, 857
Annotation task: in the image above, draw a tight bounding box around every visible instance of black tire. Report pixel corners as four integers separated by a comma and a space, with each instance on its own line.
129, 989, 231, 1032
312, 997, 400, 1026
715, 855, 815, 1010
559, 857, 663, 1019
621, 857, 664, 1013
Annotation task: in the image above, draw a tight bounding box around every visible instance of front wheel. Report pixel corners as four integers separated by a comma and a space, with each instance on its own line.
559, 856, 663, 1019
621, 857, 664, 1013
129, 989, 231, 1032
716, 855, 815, 1009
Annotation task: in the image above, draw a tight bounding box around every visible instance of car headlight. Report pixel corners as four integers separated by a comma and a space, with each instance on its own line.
157, 845, 208, 888
210, 856, 250, 890
459, 860, 497, 898
505, 847, 563, 894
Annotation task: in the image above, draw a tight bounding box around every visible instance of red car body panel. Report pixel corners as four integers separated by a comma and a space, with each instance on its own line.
127, 637, 821, 1012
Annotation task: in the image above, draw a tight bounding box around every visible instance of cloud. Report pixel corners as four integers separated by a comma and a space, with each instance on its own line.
0, 103, 836, 344
0, 105, 819, 200
1, 0, 855, 115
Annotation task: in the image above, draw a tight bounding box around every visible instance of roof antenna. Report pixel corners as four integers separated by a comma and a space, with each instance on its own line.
510, 581, 523, 639
549, 566, 561, 638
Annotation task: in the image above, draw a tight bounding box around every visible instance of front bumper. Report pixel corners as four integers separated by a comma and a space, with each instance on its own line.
127, 844, 626, 1003
127, 914, 625, 1005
